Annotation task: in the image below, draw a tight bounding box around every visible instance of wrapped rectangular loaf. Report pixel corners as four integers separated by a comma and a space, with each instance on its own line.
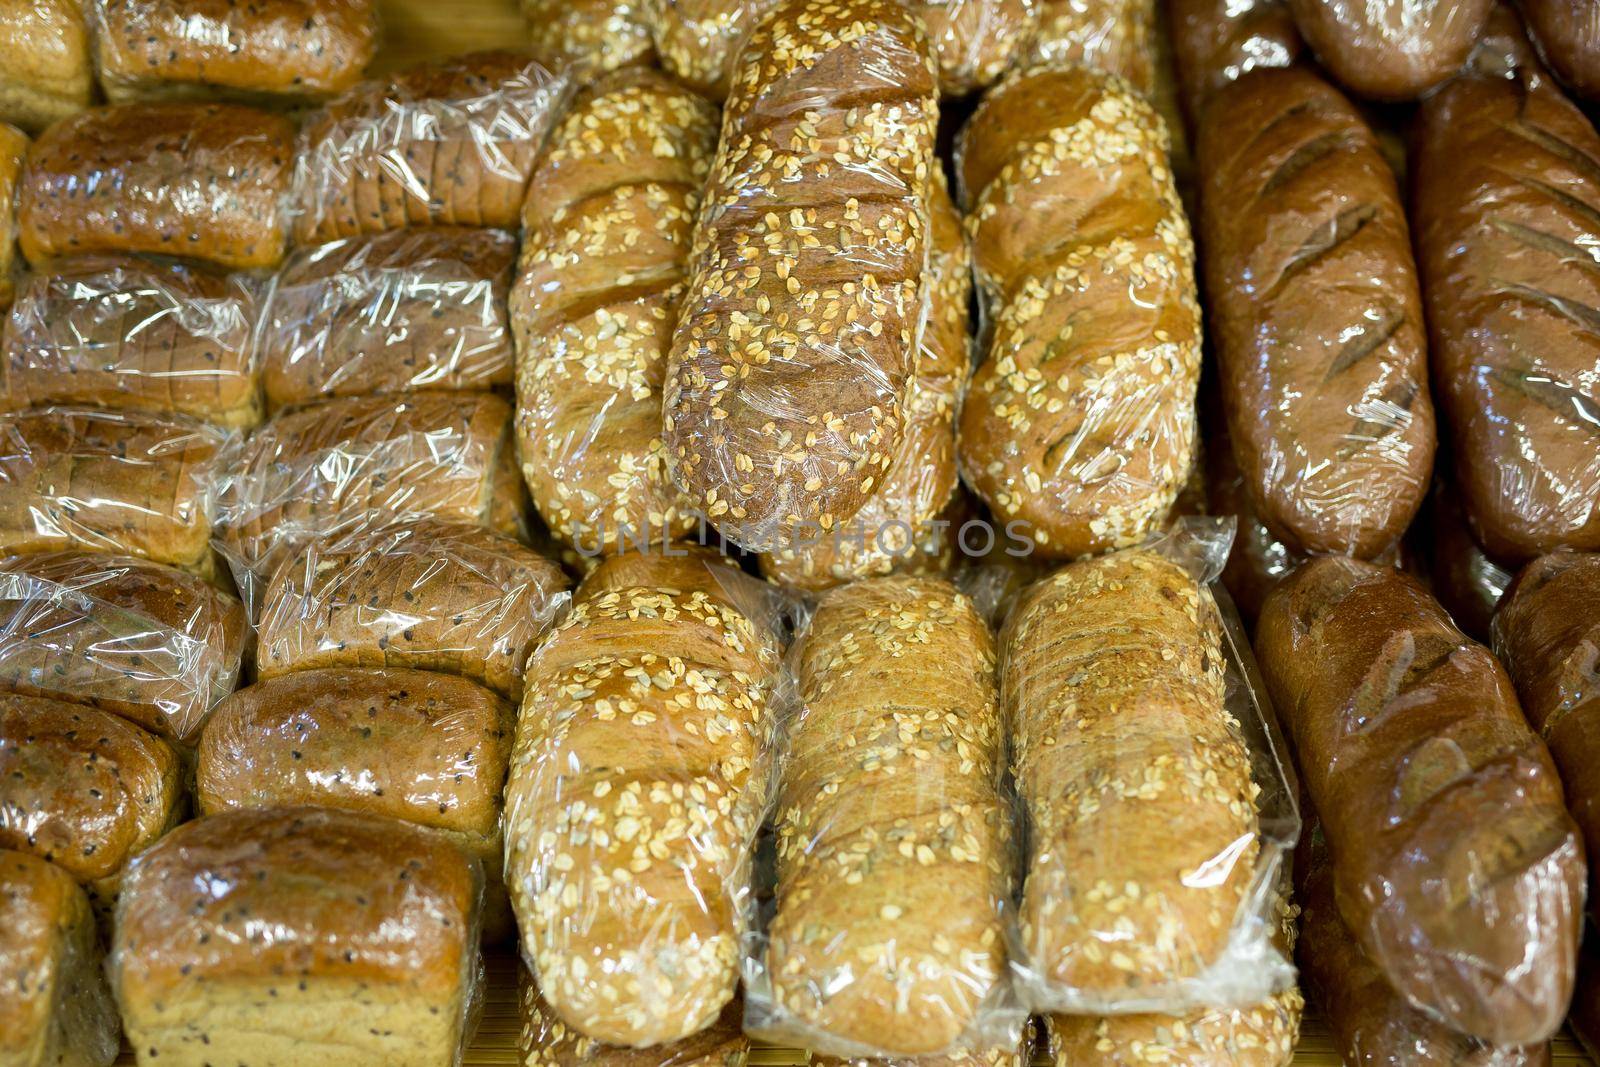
112, 806, 485, 1067
17, 103, 295, 270
0, 0, 92, 133
526, 0, 654, 74
519, 965, 750, 1067
0, 123, 24, 310
0, 254, 261, 426
261, 227, 515, 412
664, 0, 939, 550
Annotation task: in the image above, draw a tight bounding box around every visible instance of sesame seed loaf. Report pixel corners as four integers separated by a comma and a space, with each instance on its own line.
1168, 0, 1302, 121
0, 0, 91, 134
808, 1032, 1034, 1067
0, 551, 246, 743
527, 0, 655, 74
758, 576, 1010, 1056
1286, 0, 1490, 100
513, 69, 716, 554
1254, 558, 1583, 1045
914, 0, 1041, 95
957, 64, 1200, 560
505, 549, 780, 1046
0, 407, 232, 569
256, 519, 568, 699
664, 0, 939, 550
292, 51, 568, 244
112, 806, 484, 1067
262, 227, 516, 412
0, 849, 120, 1067
644, 0, 777, 97
1004, 549, 1259, 1003
1025, 0, 1158, 94
0, 123, 24, 310
17, 103, 294, 271
519, 965, 750, 1067
0, 254, 261, 427
0, 693, 180, 915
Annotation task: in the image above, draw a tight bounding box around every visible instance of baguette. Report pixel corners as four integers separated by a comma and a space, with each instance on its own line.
90, 0, 380, 102
1, 254, 261, 427
505, 548, 780, 1046
1169, 0, 1302, 121
527, 0, 655, 73
958, 63, 1200, 560
18, 103, 293, 271
1254, 558, 1583, 1044
0, 551, 246, 743
292, 52, 568, 243
1522, 0, 1600, 99
514, 69, 715, 554
1197, 65, 1433, 557
1025, 0, 1156, 93
262, 227, 516, 412
1412, 57, 1600, 562
0, 0, 91, 133
1005, 549, 1259, 1000
760, 576, 1008, 1055
519, 966, 749, 1067
256, 519, 568, 700
664, 0, 939, 549
1286, 0, 1490, 99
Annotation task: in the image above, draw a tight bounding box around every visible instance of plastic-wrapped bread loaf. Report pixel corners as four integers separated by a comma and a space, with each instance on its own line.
0, 0, 91, 133
505, 548, 781, 1046
1412, 55, 1600, 562
913, 0, 1041, 96
0, 849, 120, 1067
958, 64, 1200, 561
526, 0, 654, 73
1, 255, 261, 427
513, 69, 715, 554
0, 407, 233, 570
749, 577, 1012, 1056
261, 228, 516, 412
1420, 483, 1510, 643
664, 0, 939, 550
90, 0, 380, 102
292, 52, 568, 243
1206, 417, 1302, 624
1522, 0, 1600, 99
0, 123, 26, 310
1196, 65, 1433, 558
0, 694, 180, 914
1169, 0, 1302, 120
17, 103, 294, 271
645, 0, 771, 98
112, 807, 485, 1067
519, 966, 750, 1067
1254, 558, 1583, 1045
1286, 0, 1489, 99
1025, 0, 1156, 93
0, 552, 246, 743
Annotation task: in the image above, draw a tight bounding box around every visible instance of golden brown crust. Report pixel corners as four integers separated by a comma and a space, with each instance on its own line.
1168, 0, 1302, 120
1523, 0, 1600, 99
645, 0, 778, 98
0, 0, 91, 133
1025, 0, 1156, 93
0, 123, 24, 309
914, 0, 1039, 95
1286, 0, 1489, 99
527, 0, 654, 73
1044, 992, 1302, 1067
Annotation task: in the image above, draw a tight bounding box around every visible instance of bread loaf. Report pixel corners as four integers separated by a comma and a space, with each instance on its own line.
1025, 0, 1156, 93
91, 0, 379, 102
0, 407, 232, 569
810, 1044, 1030, 1067
645, 0, 771, 97
262, 227, 515, 412
0, 123, 26, 310
256, 519, 568, 700
664, 0, 939, 549
1206, 416, 1301, 624
1286, 0, 1489, 99
1412, 59, 1600, 562
1169, 0, 1301, 120
1523, 0, 1600, 99
0, 0, 91, 133
112, 806, 484, 1067
505, 548, 780, 1046
1, 254, 261, 426
758, 577, 1008, 1055
292, 52, 568, 243
1421, 483, 1510, 642
0, 849, 119, 1067
1197, 65, 1433, 557
0, 693, 179, 913
1254, 558, 1583, 1044
958, 63, 1200, 560
0, 551, 246, 742
513, 69, 715, 554
18, 103, 293, 271
519, 966, 750, 1067
914, 0, 1040, 96
527, 0, 654, 73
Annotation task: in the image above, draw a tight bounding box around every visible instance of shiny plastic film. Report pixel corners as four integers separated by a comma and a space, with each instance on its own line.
1422, 482, 1510, 642
291, 51, 571, 243
912, 0, 1041, 95
1523, 0, 1600, 98
526, 0, 655, 74
0, 551, 246, 742
1285, 0, 1490, 99
1168, 0, 1303, 119
0, 0, 93, 134
1024, 0, 1156, 94
644, 0, 778, 98
0, 124, 25, 310
111, 806, 486, 1067
1205, 419, 1301, 625
261, 227, 516, 412
0, 254, 262, 427
1002, 518, 1300, 1014
504, 548, 786, 1048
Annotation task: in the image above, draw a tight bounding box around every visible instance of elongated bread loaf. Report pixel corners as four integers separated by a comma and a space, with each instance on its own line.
916, 0, 1040, 95
1522, 0, 1600, 98
1424, 482, 1510, 643
1286, 0, 1489, 99
0, 0, 91, 133
1169, 0, 1301, 120
1026, 0, 1156, 92
0, 124, 24, 310
519, 966, 750, 1067
527, 0, 654, 73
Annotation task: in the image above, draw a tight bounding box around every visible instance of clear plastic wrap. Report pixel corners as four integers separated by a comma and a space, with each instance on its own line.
291, 51, 570, 244
663, 0, 939, 553
808, 1024, 1036, 1067
1168, 0, 1303, 121
0, 0, 93, 133
1003, 518, 1300, 1014
1254, 557, 1584, 1046
1523, 0, 1600, 99
256, 519, 568, 700
0, 254, 262, 427
0, 848, 120, 1067
16, 102, 295, 270
645, 0, 778, 98
0, 551, 247, 742
0, 405, 236, 572
1419, 481, 1510, 642
913, 0, 1041, 96
1205, 416, 1302, 625
956, 63, 1200, 562
513, 68, 716, 555
526, 0, 655, 74
0, 124, 23, 310
504, 547, 785, 1047
261, 227, 515, 412
1285, 0, 1490, 99
112, 806, 486, 1067
1024, 0, 1156, 93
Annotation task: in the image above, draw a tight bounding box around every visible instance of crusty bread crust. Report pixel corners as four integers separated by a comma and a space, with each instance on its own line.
518, 966, 749, 1067
527, 0, 654, 74
1286, 0, 1490, 99
0, 0, 91, 133
1025, 0, 1156, 93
